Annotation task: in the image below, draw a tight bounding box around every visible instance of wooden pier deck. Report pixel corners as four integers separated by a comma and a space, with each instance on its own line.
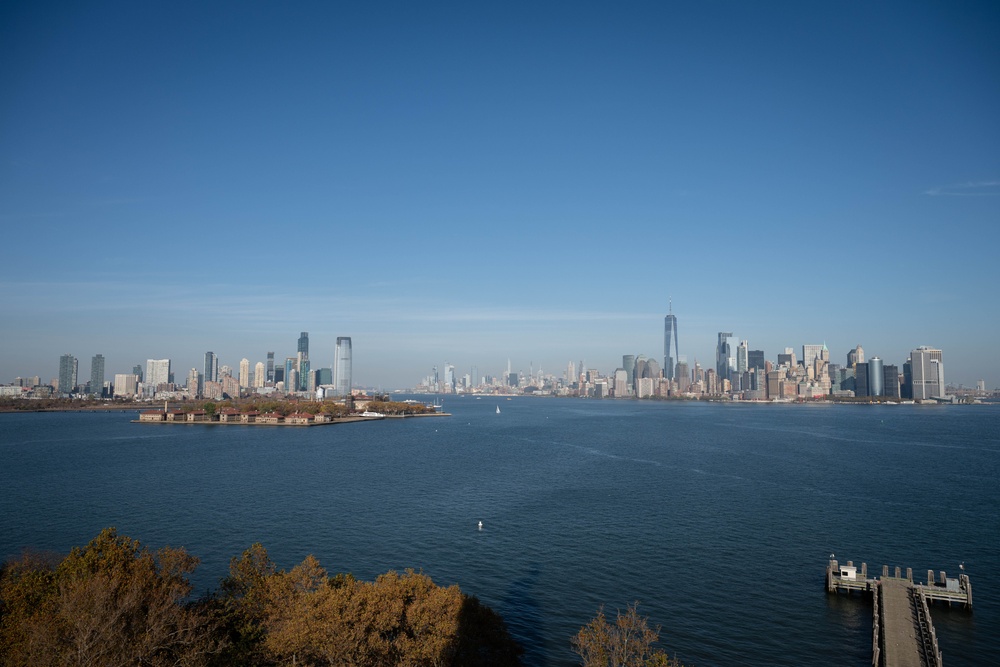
826, 559, 971, 667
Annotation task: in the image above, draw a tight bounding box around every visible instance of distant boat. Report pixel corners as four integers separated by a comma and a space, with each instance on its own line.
496, 405, 501, 414
361, 411, 385, 417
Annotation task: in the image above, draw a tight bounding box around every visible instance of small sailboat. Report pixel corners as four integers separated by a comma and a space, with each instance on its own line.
496, 405, 501, 414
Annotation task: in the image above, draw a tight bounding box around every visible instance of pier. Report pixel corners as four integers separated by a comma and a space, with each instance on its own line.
826, 559, 971, 667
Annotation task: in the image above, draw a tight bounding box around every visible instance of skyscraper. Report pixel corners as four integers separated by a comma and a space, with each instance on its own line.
239, 358, 250, 388
58, 354, 77, 395
90, 354, 105, 397
145, 359, 171, 388
266, 352, 275, 383
114, 373, 139, 397
868, 357, 884, 397
716, 332, 733, 383
802, 344, 824, 369
633, 355, 647, 387
622, 355, 635, 392
204, 352, 218, 383
855, 362, 869, 397
298, 332, 309, 357
736, 341, 749, 374
847, 345, 864, 369
663, 301, 678, 381
334, 337, 352, 396
910, 347, 944, 400
675, 359, 690, 393
883, 364, 900, 398
297, 352, 309, 391
187, 368, 200, 397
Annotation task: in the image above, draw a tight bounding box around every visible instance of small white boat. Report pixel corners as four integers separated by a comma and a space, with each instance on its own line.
496, 405, 501, 414
361, 411, 385, 417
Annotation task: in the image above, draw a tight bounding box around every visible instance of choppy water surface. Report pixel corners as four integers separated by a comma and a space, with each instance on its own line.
1, 400, 997, 666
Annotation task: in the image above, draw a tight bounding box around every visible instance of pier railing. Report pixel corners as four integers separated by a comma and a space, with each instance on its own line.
826, 558, 971, 667
871, 577, 881, 667
913, 587, 943, 667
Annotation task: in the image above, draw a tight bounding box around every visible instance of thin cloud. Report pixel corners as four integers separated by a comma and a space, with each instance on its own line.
923, 181, 1000, 196
0, 281, 654, 328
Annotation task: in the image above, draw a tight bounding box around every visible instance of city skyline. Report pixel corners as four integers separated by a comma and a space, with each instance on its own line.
2, 2, 998, 388
9, 321, 989, 394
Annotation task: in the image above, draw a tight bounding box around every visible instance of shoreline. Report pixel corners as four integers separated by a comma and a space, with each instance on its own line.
129, 412, 451, 426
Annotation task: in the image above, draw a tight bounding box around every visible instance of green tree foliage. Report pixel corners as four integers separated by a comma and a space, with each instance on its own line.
320, 402, 350, 417
0, 528, 224, 666
572, 603, 684, 667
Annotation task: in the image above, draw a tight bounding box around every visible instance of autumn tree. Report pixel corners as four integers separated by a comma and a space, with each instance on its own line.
572, 602, 683, 667
0, 528, 224, 666
3, 532, 521, 667
218, 546, 521, 666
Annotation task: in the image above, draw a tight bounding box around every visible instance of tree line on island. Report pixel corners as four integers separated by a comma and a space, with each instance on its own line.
0, 529, 687, 666
0, 397, 439, 416
197, 398, 438, 417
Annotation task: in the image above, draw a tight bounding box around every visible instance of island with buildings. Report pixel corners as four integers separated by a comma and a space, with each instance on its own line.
134, 397, 446, 426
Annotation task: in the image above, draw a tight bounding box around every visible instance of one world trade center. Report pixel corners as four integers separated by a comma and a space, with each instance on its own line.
664, 300, 678, 381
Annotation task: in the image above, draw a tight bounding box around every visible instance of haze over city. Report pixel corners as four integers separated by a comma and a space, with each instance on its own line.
2, 1, 998, 389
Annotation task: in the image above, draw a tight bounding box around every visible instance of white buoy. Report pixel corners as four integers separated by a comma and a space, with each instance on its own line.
478, 521, 483, 530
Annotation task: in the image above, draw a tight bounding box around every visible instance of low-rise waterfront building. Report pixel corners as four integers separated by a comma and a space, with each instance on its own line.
286, 412, 314, 425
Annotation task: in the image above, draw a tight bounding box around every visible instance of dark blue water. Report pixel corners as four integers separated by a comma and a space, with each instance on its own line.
1, 400, 997, 666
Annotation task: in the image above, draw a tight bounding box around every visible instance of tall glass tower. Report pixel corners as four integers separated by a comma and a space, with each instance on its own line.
204, 351, 218, 383
90, 354, 105, 397
868, 357, 884, 397
298, 332, 309, 357
663, 300, 678, 380
59, 354, 77, 395
334, 337, 352, 396
716, 332, 734, 383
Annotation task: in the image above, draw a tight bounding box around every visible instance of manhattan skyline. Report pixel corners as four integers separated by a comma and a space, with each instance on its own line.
2, 1, 998, 388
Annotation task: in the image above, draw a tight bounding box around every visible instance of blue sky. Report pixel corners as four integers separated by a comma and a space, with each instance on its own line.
2, 1, 998, 389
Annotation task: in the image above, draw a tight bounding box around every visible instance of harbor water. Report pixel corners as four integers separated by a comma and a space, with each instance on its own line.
1, 399, 997, 665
